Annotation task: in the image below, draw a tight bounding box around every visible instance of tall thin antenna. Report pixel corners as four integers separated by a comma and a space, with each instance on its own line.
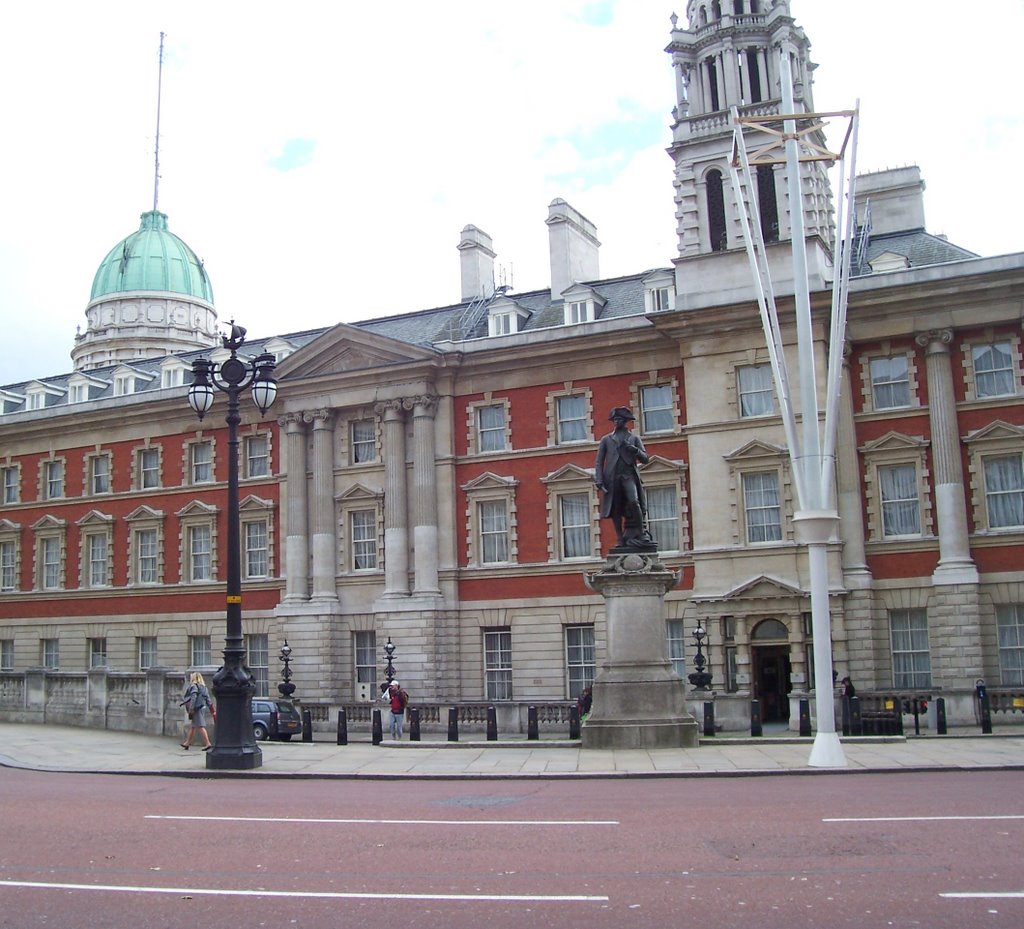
152, 32, 165, 213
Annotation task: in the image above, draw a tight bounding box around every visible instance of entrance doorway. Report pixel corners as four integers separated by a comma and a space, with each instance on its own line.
752, 644, 791, 722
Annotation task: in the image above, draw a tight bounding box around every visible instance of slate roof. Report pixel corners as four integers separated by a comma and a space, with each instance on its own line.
851, 228, 977, 277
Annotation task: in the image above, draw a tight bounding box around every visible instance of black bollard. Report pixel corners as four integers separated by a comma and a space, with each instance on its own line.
486, 705, 498, 741
841, 696, 851, 736
569, 705, 581, 740
936, 696, 947, 735
798, 697, 812, 737
750, 699, 763, 737
409, 707, 420, 742
850, 695, 862, 735
302, 707, 313, 742
447, 707, 460, 742
371, 708, 383, 745
893, 699, 904, 736
527, 705, 539, 741
703, 700, 715, 737
980, 692, 993, 735
336, 708, 348, 745
268, 706, 279, 740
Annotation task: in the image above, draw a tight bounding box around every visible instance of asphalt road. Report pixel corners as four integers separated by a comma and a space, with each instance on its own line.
0, 767, 1021, 928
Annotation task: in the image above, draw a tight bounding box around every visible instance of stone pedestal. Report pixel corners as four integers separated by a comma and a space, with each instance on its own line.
582, 552, 699, 749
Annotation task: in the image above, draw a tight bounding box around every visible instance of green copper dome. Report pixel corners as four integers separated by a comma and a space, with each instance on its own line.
90, 210, 214, 303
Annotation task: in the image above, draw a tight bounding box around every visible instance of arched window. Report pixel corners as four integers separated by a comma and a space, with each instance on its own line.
745, 48, 762, 103
699, 6, 708, 26
706, 169, 727, 252
734, 0, 744, 13
712, 1, 722, 20
757, 164, 780, 243
751, 618, 788, 640
706, 58, 721, 111
750, 0, 760, 12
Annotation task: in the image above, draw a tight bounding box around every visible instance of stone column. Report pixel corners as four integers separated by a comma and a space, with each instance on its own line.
280, 413, 309, 602
915, 330, 978, 584
836, 348, 870, 581
701, 58, 714, 113
411, 395, 441, 596
377, 399, 410, 596
306, 409, 338, 601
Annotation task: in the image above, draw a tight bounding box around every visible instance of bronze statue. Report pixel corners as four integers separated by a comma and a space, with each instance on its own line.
595, 407, 657, 552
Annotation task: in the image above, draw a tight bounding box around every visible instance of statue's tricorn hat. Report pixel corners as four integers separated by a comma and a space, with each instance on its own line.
609, 406, 636, 422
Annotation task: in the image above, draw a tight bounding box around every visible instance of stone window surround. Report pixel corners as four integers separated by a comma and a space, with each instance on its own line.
466, 393, 512, 456
724, 349, 777, 420
39, 455, 66, 501
31, 514, 66, 591
860, 432, 934, 543
642, 270, 676, 313
639, 456, 690, 554
176, 500, 219, 585
858, 342, 921, 414
723, 441, 793, 546
133, 442, 163, 491
547, 383, 594, 447
0, 518, 21, 592
461, 472, 519, 568
960, 330, 1022, 402
540, 464, 600, 562
336, 484, 384, 574
2, 460, 21, 504
83, 448, 113, 496
76, 510, 114, 589
344, 415, 380, 467
125, 505, 165, 586
630, 373, 681, 436
964, 421, 1024, 535
242, 429, 274, 480
183, 434, 216, 486
239, 494, 276, 579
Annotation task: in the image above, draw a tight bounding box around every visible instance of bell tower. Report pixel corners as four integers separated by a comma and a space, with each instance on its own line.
666, 1, 835, 306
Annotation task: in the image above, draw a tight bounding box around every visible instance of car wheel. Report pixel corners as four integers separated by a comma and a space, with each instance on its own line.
253, 722, 268, 741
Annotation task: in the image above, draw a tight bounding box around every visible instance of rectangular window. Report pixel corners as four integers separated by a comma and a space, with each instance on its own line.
244, 520, 268, 578
973, 342, 1015, 398
245, 435, 269, 478
90, 455, 110, 495
556, 394, 588, 444
1, 540, 15, 591
189, 524, 212, 582
351, 510, 378, 570
138, 448, 160, 489
737, 364, 774, 417
646, 485, 680, 551
189, 635, 212, 668
0, 639, 12, 671
245, 633, 269, 697
2, 466, 18, 504
651, 286, 673, 312
45, 460, 64, 499
997, 604, 1024, 686
136, 528, 158, 584
890, 608, 932, 689
88, 637, 107, 669
983, 455, 1024, 529
355, 630, 377, 686
138, 636, 157, 671
742, 471, 781, 543
559, 493, 591, 558
870, 355, 911, 409
41, 537, 60, 589
567, 300, 590, 324
640, 385, 674, 433
191, 442, 213, 484
489, 312, 513, 337
476, 405, 508, 452
566, 625, 596, 699
40, 638, 59, 669
879, 463, 920, 536
351, 420, 376, 464
478, 500, 509, 564
87, 533, 109, 587
666, 619, 686, 679
484, 629, 512, 700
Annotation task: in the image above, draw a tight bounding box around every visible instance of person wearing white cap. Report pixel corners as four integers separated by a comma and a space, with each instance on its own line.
382, 679, 409, 739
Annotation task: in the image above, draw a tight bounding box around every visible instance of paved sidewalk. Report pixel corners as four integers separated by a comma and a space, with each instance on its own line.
0, 722, 1022, 779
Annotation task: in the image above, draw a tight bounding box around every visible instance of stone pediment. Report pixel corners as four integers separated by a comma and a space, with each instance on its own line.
642, 455, 687, 476
723, 439, 787, 463
540, 463, 594, 484
336, 482, 383, 502
274, 323, 441, 380
76, 509, 114, 527
175, 500, 218, 518
239, 494, 275, 512
699, 573, 806, 603
964, 420, 1024, 445
126, 505, 164, 522
30, 514, 66, 530
859, 431, 928, 454
461, 471, 518, 492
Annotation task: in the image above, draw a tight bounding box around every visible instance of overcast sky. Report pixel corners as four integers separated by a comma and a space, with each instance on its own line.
1, 1, 1021, 385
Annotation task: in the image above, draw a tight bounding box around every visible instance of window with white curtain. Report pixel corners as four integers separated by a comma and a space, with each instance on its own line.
476, 405, 508, 452
565, 625, 595, 698
245, 633, 269, 697
484, 629, 512, 700
997, 605, 1024, 686
646, 485, 680, 551
666, 619, 686, 678
983, 455, 1024, 529
351, 510, 378, 570
742, 471, 781, 543
737, 364, 774, 417
559, 493, 591, 558
870, 355, 911, 409
889, 609, 932, 689
355, 631, 377, 687
639, 384, 674, 433
878, 463, 920, 537
556, 395, 588, 444
478, 500, 509, 564
973, 342, 1016, 398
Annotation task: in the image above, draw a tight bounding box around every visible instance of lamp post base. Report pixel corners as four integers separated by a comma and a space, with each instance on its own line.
807, 730, 846, 768
206, 655, 263, 771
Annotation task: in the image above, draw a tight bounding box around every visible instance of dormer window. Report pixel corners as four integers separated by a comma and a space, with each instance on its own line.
560, 285, 605, 326
489, 311, 517, 337
486, 297, 530, 338
161, 364, 187, 388
114, 374, 136, 396
25, 383, 64, 411
566, 300, 591, 325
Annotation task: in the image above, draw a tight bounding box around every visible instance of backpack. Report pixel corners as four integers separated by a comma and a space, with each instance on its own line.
398, 688, 409, 709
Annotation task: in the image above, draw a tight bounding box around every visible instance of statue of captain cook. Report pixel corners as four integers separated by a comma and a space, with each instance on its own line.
594, 406, 657, 552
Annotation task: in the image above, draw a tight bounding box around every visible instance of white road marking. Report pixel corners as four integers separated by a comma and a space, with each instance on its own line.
0, 879, 608, 903
146, 814, 619, 826
941, 891, 1024, 899
823, 815, 1024, 823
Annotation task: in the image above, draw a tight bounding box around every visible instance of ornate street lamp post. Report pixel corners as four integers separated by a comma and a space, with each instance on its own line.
278, 640, 295, 699
382, 637, 397, 688
187, 322, 278, 770
688, 622, 713, 691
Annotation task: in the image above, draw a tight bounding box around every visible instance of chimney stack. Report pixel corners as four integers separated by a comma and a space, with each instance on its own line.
546, 199, 600, 301
458, 225, 496, 301
854, 166, 927, 236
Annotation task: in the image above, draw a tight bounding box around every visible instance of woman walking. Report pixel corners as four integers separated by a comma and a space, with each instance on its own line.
181, 671, 214, 751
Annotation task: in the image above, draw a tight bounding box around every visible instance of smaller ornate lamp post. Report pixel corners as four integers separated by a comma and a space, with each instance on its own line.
383, 637, 397, 688
688, 622, 713, 691
278, 640, 295, 699
187, 321, 278, 770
